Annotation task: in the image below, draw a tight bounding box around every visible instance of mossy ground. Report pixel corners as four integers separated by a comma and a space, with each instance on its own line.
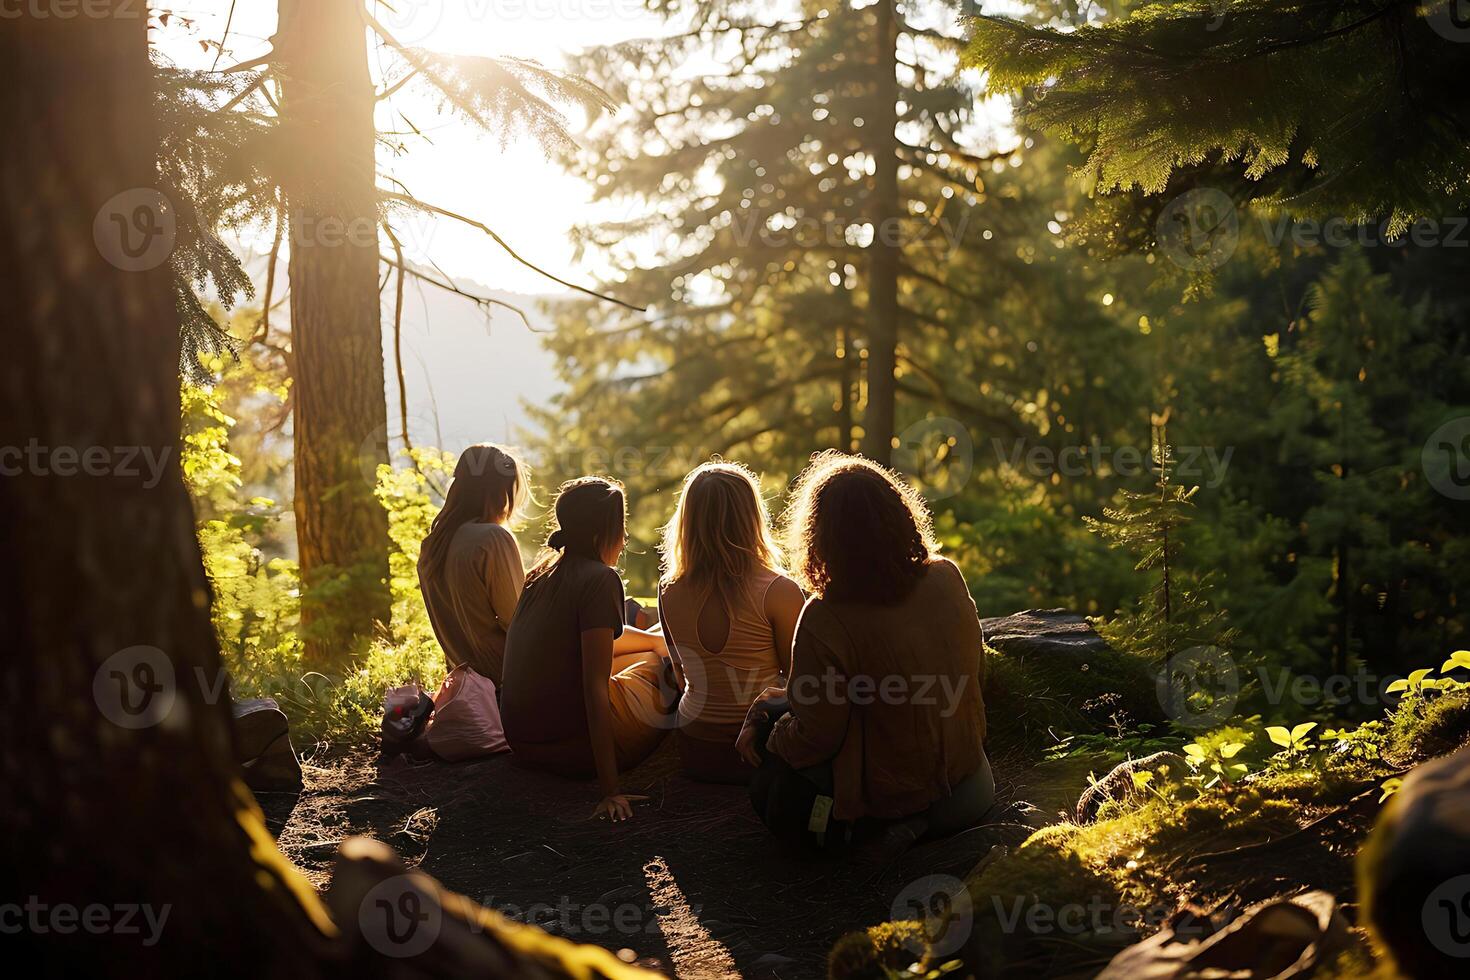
834, 683, 1470, 980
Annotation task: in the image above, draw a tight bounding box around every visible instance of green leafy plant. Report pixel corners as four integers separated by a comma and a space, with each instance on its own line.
1266, 722, 1318, 756
1183, 737, 1249, 789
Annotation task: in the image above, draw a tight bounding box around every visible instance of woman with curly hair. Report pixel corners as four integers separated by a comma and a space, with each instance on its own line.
736, 451, 994, 851
658, 461, 804, 783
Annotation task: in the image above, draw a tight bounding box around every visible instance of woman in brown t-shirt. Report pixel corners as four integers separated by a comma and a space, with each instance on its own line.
417, 444, 528, 687
738, 451, 994, 850
501, 477, 677, 822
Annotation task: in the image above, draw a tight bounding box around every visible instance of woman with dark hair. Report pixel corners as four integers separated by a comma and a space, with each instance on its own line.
417, 443, 529, 686
736, 451, 994, 851
501, 477, 678, 822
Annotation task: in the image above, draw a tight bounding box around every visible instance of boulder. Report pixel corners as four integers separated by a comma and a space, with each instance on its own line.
1360, 744, 1470, 977
232, 697, 302, 791
980, 609, 1163, 750
980, 608, 1113, 660
1074, 751, 1189, 823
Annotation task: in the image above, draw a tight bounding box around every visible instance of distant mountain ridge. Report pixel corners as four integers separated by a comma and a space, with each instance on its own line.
380, 266, 562, 457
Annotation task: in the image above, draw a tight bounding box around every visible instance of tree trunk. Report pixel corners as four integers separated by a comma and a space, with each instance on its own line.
861, 0, 901, 465
836, 324, 855, 452
276, 0, 393, 663
1, 11, 659, 978
0, 7, 330, 971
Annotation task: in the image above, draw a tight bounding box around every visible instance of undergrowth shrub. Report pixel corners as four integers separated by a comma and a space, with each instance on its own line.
183, 372, 450, 745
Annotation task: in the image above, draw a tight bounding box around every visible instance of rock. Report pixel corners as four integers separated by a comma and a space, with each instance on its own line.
1074, 751, 1189, 823
1097, 890, 1349, 980
232, 697, 302, 791
980, 609, 1163, 749
980, 608, 1112, 660
1360, 745, 1470, 977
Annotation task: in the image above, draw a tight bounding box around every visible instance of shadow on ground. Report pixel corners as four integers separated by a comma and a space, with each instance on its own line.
273, 740, 1077, 979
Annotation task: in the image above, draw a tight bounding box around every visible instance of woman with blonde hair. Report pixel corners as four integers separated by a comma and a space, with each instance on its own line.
659, 461, 804, 783
501, 477, 677, 822
737, 451, 993, 852
418, 443, 530, 687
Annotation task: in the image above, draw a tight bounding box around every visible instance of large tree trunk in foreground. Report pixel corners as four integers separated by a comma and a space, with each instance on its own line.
0, 6, 328, 972
861, 0, 901, 466
0, 8, 653, 978
276, 0, 393, 663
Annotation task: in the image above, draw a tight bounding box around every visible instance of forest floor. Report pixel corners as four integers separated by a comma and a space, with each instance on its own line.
263, 741, 1097, 979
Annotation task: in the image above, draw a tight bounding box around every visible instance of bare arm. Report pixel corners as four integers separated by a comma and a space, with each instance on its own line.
580, 627, 621, 800
614, 624, 667, 658
763, 575, 804, 678
657, 591, 686, 689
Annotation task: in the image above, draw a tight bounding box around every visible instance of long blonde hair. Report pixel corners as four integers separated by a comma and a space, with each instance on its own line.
660, 461, 783, 604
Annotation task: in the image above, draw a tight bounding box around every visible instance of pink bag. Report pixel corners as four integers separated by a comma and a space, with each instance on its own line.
423, 666, 510, 761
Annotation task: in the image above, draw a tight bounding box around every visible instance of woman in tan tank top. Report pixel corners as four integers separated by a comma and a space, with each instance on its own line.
658, 462, 804, 783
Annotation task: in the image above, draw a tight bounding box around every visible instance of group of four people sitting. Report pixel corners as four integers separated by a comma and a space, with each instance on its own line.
418, 445, 993, 851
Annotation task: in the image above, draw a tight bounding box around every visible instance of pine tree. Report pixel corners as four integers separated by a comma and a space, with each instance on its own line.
1265, 250, 1458, 674
155, 4, 618, 662
1085, 424, 1233, 663
965, 1, 1470, 235
542, 0, 1008, 476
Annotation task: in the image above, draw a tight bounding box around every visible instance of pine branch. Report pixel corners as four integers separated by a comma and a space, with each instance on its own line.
382, 190, 647, 312
377, 250, 536, 332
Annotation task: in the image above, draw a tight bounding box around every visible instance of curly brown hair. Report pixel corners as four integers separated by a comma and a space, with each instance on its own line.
781, 451, 939, 603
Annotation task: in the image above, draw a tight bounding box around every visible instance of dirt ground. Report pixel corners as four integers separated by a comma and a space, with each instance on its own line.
262, 740, 1083, 979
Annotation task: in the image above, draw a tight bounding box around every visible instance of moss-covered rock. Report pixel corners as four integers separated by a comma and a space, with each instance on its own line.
1385, 689, 1470, 766
981, 609, 1163, 751
827, 921, 930, 979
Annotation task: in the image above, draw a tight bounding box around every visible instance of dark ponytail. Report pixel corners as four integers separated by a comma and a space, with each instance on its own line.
526, 476, 626, 585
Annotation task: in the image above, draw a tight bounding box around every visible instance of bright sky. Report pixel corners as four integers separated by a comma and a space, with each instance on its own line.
157, 0, 670, 294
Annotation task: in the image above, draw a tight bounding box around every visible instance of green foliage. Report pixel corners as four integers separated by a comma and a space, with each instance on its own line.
1384, 660, 1470, 764
1086, 432, 1234, 662
964, 2, 1470, 234
985, 639, 1164, 752
182, 358, 449, 743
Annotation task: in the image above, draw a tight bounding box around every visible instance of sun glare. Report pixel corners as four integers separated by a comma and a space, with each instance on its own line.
159, 0, 665, 293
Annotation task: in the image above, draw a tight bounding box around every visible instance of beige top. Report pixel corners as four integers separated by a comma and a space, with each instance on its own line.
660, 565, 786, 742
418, 522, 524, 687
767, 558, 987, 820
